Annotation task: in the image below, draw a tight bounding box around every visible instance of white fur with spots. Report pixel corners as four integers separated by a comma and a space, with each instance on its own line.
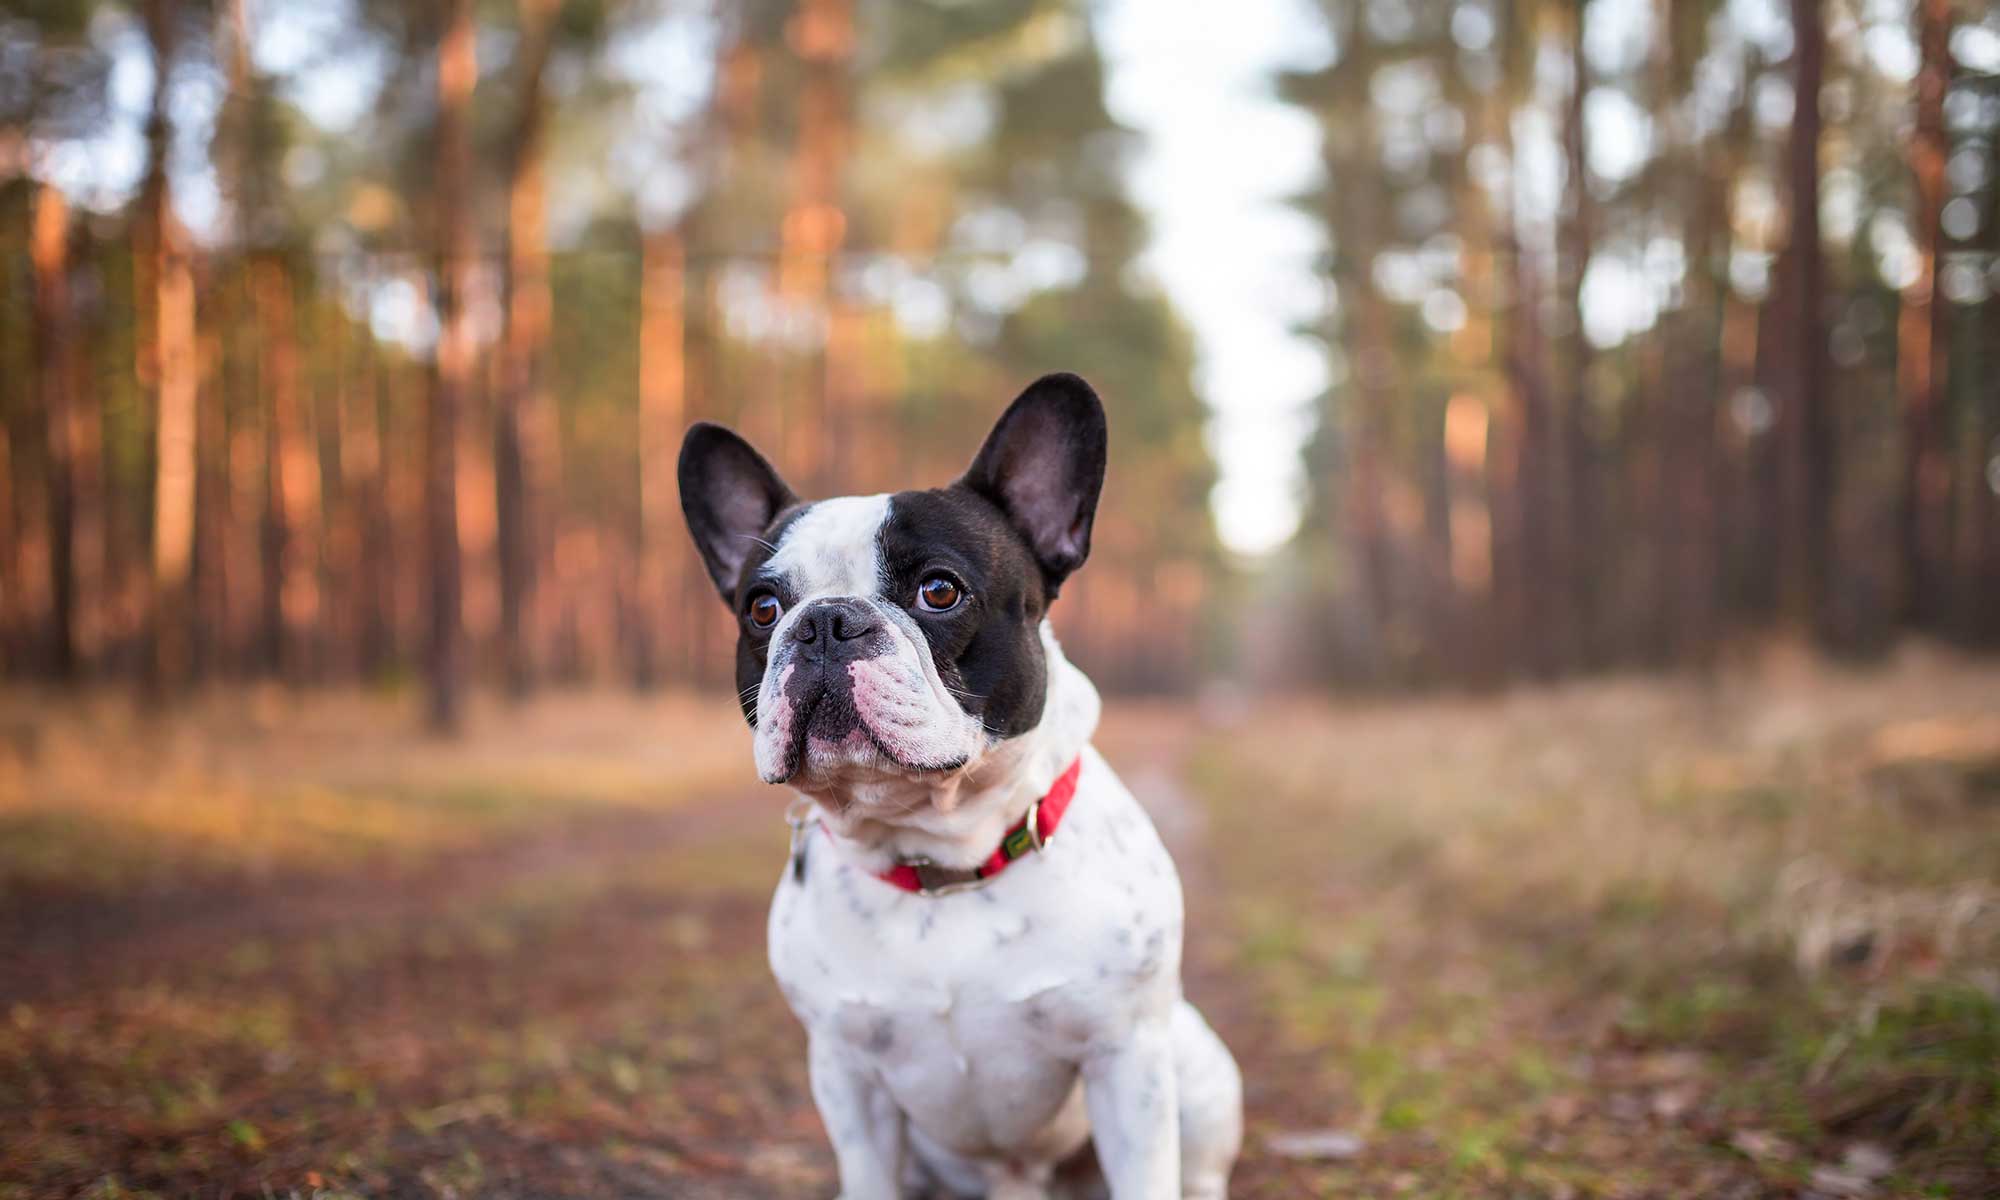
749, 493, 1242, 1197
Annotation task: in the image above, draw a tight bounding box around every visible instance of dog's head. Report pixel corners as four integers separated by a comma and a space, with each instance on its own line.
678, 374, 1106, 798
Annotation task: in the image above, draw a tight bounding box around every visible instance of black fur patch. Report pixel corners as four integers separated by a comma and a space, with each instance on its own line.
960, 373, 1107, 597
677, 422, 799, 600
772, 597, 898, 770
687, 373, 1108, 746
728, 504, 812, 725
876, 486, 1052, 739
719, 487, 1055, 741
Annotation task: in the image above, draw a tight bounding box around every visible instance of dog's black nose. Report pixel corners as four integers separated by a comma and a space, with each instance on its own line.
790, 599, 879, 648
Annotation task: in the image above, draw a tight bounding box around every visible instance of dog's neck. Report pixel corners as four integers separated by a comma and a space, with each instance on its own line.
799, 625, 1102, 873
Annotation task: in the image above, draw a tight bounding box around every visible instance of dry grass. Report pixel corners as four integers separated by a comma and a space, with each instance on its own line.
0, 655, 1995, 1198
1, 687, 812, 1200
0, 687, 752, 890
1193, 646, 2000, 1197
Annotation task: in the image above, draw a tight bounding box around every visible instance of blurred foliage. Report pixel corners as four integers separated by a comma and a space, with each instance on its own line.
0, 0, 1219, 695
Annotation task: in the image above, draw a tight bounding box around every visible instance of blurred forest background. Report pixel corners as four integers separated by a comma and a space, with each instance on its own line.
1, 0, 1995, 722
5, 3, 2000, 1195
2, 0, 1217, 726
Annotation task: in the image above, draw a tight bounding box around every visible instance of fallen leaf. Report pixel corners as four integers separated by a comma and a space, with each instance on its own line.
1841, 1142, 1894, 1180
1608, 1091, 1648, 1122
1266, 1129, 1366, 1160
1651, 1084, 1698, 1121
1639, 1050, 1704, 1081
1543, 1094, 1584, 1127
1809, 1165, 1876, 1198
1728, 1129, 1796, 1162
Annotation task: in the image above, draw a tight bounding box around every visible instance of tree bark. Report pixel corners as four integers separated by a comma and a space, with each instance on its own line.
1558, 0, 1597, 669
1976, 324, 2000, 647
1896, 0, 1951, 628
1319, 26, 1399, 680
1676, 107, 1740, 667
636, 228, 687, 689
426, 0, 476, 731
1653, 0, 1720, 665
1969, 142, 2000, 645
497, 0, 560, 695
33, 181, 101, 680
254, 255, 320, 681
0, 378, 16, 674
340, 334, 394, 678
775, 0, 855, 496
193, 286, 232, 679
142, 0, 200, 696
1781, 0, 1834, 637
1504, 227, 1560, 678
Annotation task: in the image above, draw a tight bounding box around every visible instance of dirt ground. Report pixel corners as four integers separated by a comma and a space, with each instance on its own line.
1, 650, 1996, 1198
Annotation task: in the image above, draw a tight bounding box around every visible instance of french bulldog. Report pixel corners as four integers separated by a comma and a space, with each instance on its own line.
678, 374, 1242, 1198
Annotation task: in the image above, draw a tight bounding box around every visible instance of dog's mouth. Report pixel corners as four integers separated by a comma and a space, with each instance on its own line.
764, 675, 965, 785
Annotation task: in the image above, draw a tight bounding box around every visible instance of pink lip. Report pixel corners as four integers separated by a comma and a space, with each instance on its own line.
846, 659, 967, 772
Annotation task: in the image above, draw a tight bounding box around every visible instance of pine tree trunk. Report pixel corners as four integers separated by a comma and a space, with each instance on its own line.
1480, 7, 1535, 678
1969, 150, 2000, 645
426, 0, 476, 731
636, 228, 687, 689
775, 0, 855, 496
1345, 243, 1397, 675
1897, 0, 1951, 629
143, 0, 200, 696
1559, 0, 1597, 669
1782, 0, 1834, 637
1323, 33, 1398, 679
221, 280, 263, 673
1675, 127, 1736, 665
1504, 227, 1560, 678
151, 227, 199, 692
0, 375, 16, 674
677, 21, 762, 690
497, 0, 559, 696
1652, 0, 1717, 665
1420, 406, 1457, 682
350, 344, 396, 676
33, 181, 102, 680
193, 288, 232, 679
254, 255, 320, 681
1976, 341, 1999, 647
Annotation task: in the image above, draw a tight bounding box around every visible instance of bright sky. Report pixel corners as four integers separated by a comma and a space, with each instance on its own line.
1090, 0, 1694, 558
1091, 0, 1936, 558
1096, 0, 1330, 557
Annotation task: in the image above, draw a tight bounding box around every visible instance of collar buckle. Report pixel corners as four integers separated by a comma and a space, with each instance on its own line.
1021, 795, 1048, 853
901, 858, 987, 898
815, 754, 1082, 898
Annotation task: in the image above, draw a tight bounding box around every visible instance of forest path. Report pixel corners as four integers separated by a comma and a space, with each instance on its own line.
5, 661, 1998, 1197
2, 698, 1273, 1199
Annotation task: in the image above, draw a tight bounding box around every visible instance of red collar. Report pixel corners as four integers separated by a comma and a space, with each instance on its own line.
870, 756, 1083, 896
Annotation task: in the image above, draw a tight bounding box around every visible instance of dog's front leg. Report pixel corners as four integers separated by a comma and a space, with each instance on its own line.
808, 1034, 904, 1199
1083, 1018, 1181, 1198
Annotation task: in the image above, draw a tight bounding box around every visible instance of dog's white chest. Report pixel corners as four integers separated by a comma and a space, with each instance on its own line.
767, 750, 1186, 1162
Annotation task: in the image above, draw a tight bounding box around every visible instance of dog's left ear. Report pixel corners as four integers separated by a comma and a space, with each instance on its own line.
960, 373, 1108, 597
679, 422, 800, 602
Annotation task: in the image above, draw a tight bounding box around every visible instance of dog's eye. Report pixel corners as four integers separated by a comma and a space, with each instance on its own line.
747, 592, 783, 628
916, 575, 962, 612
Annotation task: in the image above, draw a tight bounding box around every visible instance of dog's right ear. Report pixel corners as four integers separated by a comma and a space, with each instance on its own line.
960, 373, 1108, 598
678, 423, 799, 602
